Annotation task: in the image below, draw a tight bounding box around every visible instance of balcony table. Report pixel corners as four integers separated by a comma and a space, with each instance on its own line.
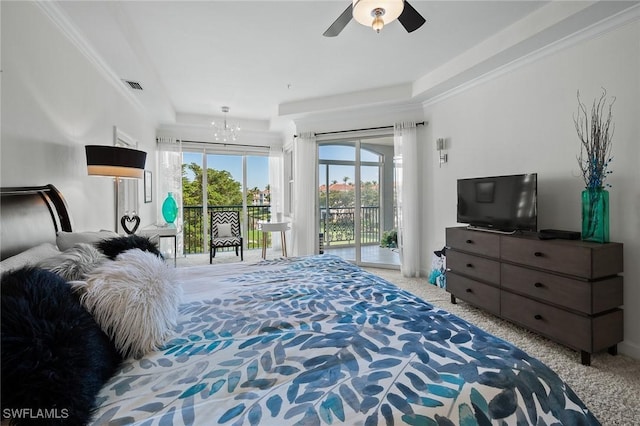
258, 221, 289, 259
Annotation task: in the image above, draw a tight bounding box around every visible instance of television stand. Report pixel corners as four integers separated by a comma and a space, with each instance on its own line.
466, 225, 517, 235
446, 226, 624, 365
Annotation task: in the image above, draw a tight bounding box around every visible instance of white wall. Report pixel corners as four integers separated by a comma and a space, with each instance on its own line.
421, 20, 640, 358
1, 2, 157, 232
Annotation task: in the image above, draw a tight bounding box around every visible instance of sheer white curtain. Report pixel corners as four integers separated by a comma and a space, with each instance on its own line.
269, 147, 284, 217
157, 137, 183, 255
394, 122, 420, 277
292, 132, 317, 256
269, 146, 285, 250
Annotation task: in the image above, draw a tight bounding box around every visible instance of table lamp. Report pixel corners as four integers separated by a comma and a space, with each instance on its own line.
85, 145, 147, 233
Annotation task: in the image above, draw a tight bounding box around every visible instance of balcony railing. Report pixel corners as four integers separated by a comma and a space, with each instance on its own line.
320, 206, 380, 247
183, 205, 270, 254
182, 205, 381, 254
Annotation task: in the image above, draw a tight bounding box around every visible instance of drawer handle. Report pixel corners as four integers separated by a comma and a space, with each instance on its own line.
534, 251, 543, 257
466, 263, 474, 268
534, 314, 543, 320
465, 239, 474, 244
465, 288, 473, 293
534, 282, 544, 288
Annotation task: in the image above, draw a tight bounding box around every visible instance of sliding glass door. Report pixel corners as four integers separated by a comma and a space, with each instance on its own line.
319, 155, 356, 262
182, 147, 269, 254
319, 138, 398, 267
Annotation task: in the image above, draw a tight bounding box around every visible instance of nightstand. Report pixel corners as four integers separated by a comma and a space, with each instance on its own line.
137, 224, 180, 266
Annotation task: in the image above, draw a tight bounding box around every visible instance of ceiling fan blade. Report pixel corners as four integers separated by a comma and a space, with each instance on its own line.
323, 4, 353, 37
398, 1, 426, 33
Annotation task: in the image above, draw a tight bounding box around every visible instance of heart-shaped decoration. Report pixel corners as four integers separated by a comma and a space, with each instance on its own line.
120, 214, 141, 235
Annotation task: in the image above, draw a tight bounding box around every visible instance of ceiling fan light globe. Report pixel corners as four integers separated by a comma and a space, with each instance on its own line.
353, 0, 403, 27
372, 16, 384, 32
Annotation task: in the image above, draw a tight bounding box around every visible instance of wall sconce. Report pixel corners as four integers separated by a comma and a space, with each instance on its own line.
436, 138, 448, 167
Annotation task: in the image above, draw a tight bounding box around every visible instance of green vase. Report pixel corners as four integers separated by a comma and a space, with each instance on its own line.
162, 192, 178, 224
581, 188, 609, 243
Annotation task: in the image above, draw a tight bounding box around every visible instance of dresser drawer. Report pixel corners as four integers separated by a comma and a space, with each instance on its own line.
447, 250, 500, 285
501, 292, 624, 353
501, 291, 591, 351
447, 272, 500, 315
501, 263, 623, 314
500, 237, 623, 279
446, 227, 499, 258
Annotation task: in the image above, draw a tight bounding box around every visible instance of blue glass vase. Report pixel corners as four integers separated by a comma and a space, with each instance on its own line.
162, 192, 178, 224
581, 188, 609, 243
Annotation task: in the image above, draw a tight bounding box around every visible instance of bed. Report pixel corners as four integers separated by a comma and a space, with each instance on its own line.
1, 185, 600, 425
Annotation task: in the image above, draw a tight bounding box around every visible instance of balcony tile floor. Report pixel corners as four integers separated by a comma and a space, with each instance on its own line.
176, 246, 399, 269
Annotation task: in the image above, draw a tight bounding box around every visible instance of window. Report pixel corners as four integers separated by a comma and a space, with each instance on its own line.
181, 144, 270, 253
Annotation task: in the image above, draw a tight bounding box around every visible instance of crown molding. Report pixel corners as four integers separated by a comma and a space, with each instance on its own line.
279, 83, 413, 118
35, 1, 149, 118
291, 100, 424, 133
157, 122, 284, 147
421, 3, 640, 109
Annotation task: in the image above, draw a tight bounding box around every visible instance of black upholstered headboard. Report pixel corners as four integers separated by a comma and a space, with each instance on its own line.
0, 185, 73, 260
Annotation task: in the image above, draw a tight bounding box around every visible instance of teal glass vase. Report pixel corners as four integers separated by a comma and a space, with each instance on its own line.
581, 188, 609, 243
162, 192, 178, 224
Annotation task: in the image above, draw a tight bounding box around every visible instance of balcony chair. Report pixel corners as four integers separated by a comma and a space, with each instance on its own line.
210, 211, 243, 262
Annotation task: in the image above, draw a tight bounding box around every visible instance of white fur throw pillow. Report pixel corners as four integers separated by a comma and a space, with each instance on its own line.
71, 249, 182, 359
37, 243, 107, 281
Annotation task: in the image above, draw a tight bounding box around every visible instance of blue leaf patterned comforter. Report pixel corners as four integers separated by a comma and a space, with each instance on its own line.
91, 255, 599, 425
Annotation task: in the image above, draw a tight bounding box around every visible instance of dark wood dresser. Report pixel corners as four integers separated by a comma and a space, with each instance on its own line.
446, 226, 624, 365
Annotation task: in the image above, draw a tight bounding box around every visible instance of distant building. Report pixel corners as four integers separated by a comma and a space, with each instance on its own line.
319, 183, 353, 192
319, 183, 377, 192
251, 188, 270, 205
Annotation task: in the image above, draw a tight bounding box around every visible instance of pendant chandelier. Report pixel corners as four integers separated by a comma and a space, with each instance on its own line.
211, 106, 240, 142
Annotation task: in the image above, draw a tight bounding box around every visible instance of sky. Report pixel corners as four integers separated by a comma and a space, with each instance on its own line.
183, 152, 268, 189
182, 145, 381, 190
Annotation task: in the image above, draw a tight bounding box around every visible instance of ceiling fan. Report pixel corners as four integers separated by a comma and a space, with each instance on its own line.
323, 0, 426, 37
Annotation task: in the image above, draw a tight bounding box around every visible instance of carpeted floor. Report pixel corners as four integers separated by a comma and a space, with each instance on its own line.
177, 253, 640, 424
365, 267, 640, 426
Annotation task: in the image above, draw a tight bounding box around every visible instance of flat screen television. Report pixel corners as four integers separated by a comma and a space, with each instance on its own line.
457, 173, 537, 233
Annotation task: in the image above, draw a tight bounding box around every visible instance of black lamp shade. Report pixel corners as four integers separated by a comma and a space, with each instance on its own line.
85, 145, 147, 179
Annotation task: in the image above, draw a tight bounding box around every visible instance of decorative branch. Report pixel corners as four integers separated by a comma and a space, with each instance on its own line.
574, 88, 615, 189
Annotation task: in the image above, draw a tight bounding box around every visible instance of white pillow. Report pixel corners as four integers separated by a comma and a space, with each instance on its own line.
71, 249, 183, 359
56, 230, 118, 251
36, 243, 107, 281
217, 223, 232, 237
0, 243, 60, 274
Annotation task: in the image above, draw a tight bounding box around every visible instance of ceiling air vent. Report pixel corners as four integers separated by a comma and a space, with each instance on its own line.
123, 80, 143, 91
